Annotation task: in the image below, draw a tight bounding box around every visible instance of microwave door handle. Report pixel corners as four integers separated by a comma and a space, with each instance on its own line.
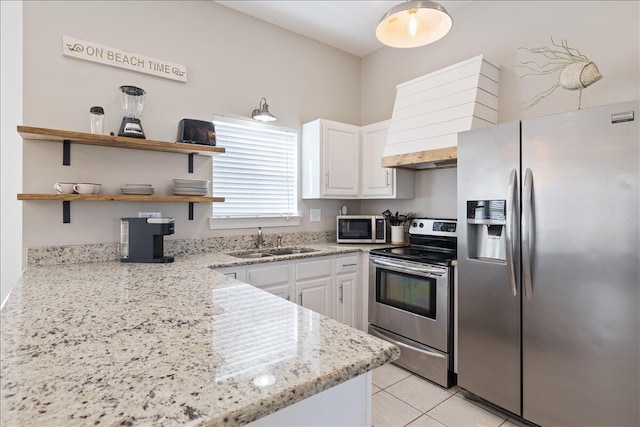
505, 168, 518, 297
522, 168, 534, 299
372, 259, 445, 276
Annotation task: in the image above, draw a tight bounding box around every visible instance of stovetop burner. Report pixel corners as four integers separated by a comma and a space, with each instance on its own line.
371, 246, 455, 266
371, 218, 457, 266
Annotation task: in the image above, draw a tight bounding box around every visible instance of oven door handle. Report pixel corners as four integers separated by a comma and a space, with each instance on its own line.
371, 259, 446, 276
369, 327, 446, 360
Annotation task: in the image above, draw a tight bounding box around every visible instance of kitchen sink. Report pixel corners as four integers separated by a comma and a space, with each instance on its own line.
231, 252, 274, 259
268, 247, 317, 256
228, 247, 318, 259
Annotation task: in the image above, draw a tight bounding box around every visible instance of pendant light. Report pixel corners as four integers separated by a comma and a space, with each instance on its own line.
251, 97, 277, 122
376, 1, 453, 48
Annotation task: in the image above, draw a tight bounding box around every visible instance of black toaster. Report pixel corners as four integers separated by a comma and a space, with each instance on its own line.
177, 119, 216, 146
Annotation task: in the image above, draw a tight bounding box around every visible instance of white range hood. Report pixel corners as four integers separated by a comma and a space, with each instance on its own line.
382, 55, 500, 169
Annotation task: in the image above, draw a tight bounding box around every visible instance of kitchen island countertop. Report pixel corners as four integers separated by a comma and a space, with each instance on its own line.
1, 245, 399, 426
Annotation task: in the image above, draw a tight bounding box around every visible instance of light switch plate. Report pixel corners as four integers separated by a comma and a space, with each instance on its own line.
310, 209, 321, 222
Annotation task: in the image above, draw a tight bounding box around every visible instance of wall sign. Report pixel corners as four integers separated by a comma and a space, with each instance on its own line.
62, 36, 187, 82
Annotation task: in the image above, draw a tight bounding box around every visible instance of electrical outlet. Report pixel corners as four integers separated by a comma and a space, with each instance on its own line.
310, 209, 321, 222
138, 212, 162, 218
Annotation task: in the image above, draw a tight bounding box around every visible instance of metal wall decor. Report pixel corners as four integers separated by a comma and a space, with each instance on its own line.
517, 38, 603, 109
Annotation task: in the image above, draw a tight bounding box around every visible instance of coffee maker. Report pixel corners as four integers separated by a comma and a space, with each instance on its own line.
120, 217, 175, 263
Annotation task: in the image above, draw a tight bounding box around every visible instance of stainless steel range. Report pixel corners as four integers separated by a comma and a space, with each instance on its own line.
369, 218, 457, 387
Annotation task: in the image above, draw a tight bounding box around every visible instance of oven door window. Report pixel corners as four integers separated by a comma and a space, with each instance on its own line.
376, 268, 436, 319
338, 219, 372, 240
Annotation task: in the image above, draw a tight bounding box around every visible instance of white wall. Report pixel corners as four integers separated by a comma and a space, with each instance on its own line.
21, 1, 362, 251
13, 0, 640, 263
1, 1, 24, 305
360, 1, 640, 219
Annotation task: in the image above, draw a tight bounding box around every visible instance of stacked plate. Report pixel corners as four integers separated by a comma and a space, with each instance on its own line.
172, 178, 210, 196
121, 183, 154, 195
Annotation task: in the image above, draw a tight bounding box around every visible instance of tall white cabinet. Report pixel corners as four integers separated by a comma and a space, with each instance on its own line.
302, 118, 413, 200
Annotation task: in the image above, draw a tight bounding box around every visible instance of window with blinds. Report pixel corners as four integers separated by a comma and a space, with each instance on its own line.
211, 117, 299, 228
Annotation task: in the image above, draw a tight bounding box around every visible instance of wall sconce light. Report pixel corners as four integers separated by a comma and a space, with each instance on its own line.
376, 1, 453, 48
251, 97, 277, 122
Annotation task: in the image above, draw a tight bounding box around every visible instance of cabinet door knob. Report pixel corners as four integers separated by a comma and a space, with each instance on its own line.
339, 285, 344, 303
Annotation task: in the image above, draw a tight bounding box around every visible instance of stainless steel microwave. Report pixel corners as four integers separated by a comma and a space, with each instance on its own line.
337, 215, 387, 244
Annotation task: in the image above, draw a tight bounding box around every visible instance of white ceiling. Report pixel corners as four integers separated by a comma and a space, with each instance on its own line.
215, 1, 473, 57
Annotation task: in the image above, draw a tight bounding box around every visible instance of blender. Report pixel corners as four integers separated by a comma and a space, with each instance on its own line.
117, 85, 146, 139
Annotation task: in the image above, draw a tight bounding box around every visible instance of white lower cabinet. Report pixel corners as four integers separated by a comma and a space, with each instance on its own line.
335, 273, 357, 327
246, 263, 291, 301
259, 283, 291, 301
218, 267, 247, 282
295, 257, 333, 318
359, 252, 370, 332
216, 253, 360, 327
247, 373, 371, 426
295, 277, 333, 318
335, 255, 359, 328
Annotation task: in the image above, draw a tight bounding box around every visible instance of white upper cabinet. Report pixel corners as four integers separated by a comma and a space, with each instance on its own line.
360, 120, 414, 199
302, 119, 414, 200
302, 119, 360, 199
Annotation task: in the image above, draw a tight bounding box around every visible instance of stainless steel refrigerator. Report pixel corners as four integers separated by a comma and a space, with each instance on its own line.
457, 100, 639, 426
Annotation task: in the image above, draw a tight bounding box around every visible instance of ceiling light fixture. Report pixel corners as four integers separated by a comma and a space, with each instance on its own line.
251, 97, 277, 122
376, 1, 453, 49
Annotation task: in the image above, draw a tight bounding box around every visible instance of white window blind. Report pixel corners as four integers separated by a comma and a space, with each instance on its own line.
212, 117, 298, 222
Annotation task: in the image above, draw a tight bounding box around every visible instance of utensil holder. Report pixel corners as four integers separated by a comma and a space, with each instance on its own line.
391, 225, 405, 245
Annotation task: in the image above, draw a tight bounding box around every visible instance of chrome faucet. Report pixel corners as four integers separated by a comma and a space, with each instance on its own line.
277, 236, 282, 248
257, 227, 263, 249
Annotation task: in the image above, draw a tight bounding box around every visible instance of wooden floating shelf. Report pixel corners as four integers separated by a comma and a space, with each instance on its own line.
18, 193, 224, 223
18, 194, 224, 203
381, 146, 457, 170
17, 126, 226, 222
18, 126, 225, 156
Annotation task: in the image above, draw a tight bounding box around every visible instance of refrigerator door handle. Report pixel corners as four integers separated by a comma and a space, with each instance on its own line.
522, 168, 534, 299
505, 169, 518, 297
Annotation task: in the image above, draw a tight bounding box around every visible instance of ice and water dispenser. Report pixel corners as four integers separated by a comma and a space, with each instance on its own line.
466, 200, 507, 262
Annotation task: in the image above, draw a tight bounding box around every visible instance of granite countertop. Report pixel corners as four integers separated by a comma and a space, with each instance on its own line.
1, 246, 399, 426
203, 242, 393, 269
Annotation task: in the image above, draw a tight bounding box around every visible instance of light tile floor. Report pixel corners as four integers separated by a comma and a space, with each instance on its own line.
372, 363, 527, 427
